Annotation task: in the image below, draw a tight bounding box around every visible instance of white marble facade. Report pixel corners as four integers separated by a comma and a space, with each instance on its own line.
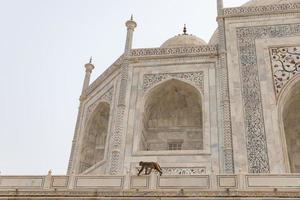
2, 0, 300, 199
66, 0, 300, 178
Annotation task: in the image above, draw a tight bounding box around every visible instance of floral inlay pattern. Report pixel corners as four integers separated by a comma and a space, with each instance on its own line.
270, 46, 300, 96
143, 72, 204, 92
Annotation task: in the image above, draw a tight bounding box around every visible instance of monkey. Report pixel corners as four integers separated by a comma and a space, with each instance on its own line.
137, 161, 163, 176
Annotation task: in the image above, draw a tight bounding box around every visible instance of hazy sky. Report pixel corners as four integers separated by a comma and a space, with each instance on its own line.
0, 0, 249, 175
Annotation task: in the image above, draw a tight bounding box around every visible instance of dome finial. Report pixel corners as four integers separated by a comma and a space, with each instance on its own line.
89, 56, 92, 64
183, 24, 187, 35
130, 14, 133, 21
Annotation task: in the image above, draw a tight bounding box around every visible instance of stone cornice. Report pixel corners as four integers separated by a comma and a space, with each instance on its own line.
85, 55, 124, 96
223, 3, 300, 18
130, 45, 218, 59
1, 190, 300, 198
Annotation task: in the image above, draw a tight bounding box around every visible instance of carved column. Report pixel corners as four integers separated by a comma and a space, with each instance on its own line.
216, 0, 234, 173
109, 17, 136, 175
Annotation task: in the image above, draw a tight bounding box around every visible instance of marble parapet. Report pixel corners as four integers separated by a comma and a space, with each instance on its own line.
222, 3, 300, 18
130, 46, 218, 59
1, 174, 300, 198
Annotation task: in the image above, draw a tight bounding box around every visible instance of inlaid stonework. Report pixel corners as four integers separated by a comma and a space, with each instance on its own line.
269, 46, 300, 97
161, 167, 206, 175
110, 62, 129, 175
130, 46, 217, 57
135, 167, 206, 175
224, 2, 300, 17
143, 72, 204, 92
237, 23, 300, 173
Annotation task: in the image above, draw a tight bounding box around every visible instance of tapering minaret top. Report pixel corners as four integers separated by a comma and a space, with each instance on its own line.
183, 24, 187, 35
124, 15, 137, 54
125, 15, 137, 30
85, 57, 94, 73
80, 57, 95, 95
217, 0, 224, 13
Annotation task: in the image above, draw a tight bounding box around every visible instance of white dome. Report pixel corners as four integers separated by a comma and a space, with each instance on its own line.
161, 34, 207, 48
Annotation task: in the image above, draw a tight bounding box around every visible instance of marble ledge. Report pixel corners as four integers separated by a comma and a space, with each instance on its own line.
1, 174, 300, 191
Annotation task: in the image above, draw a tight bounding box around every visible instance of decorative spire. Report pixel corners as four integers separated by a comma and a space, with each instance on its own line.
81, 57, 95, 95
183, 24, 187, 35
124, 15, 137, 54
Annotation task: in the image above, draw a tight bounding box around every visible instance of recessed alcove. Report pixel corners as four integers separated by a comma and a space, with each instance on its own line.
282, 80, 300, 173
79, 102, 110, 173
140, 79, 203, 151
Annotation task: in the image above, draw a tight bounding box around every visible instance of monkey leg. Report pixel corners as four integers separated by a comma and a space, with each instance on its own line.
138, 166, 144, 176
154, 167, 162, 176
147, 168, 152, 175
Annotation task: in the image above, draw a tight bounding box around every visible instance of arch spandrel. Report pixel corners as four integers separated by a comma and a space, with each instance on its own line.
269, 46, 300, 101
142, 72, 204, 95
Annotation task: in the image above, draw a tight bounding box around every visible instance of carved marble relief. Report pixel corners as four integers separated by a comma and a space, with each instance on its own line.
110, 62, 129, 175
136, 167, 206, 175
236, 23, 300, 173
130, 46, 217, 57
224, 3, 300, 17
270, 46, 300, 96
143, 72, 204, 92
161, 167, 206, 175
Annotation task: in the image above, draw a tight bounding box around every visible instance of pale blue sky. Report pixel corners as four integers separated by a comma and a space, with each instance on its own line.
0, 0, 249, 175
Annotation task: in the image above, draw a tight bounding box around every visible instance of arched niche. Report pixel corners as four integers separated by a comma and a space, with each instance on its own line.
281, 78, 300, 173
140, 79, 203, 151
79, 102, 110, 173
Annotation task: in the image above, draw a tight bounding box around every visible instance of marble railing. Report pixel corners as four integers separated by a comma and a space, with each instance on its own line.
1, 174, 300, 191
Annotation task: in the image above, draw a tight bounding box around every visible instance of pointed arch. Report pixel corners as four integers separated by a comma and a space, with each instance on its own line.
79, 102, 110, 173
140, 79, 203, 151
278, 75, 300, 173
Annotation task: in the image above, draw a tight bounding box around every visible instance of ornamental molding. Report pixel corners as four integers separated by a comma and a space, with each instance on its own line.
161, 167, 206, 175
135, 167, 206, 176
223, 3, 300, 17
1, 189, 300, 198
130, 45, 218, 58
237, 23, 300, 173
143, 72, 204, 93
269, 46, 300, 97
